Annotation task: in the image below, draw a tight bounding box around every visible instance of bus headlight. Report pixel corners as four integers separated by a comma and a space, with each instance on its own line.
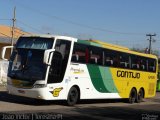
33, 84, 47, 88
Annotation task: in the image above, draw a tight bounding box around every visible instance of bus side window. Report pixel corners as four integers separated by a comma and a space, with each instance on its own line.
105, 57, 113, 66
71, 43, 87, 64
148, 59, 156, 72
139, 58, 147, 71
119, 53, 130, 68
89, 46, 102, 65
131, 56, 140, 70
104, 50, 114, 67
112, 52, 121, 67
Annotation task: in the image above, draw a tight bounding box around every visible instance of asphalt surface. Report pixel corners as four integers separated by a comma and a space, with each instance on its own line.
0, 86, 160, 120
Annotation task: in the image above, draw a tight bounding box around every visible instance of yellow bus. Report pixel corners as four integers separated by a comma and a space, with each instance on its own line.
2, 35, 158, 105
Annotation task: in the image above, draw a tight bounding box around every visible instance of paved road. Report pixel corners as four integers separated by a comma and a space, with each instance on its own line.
0, 86, 160, 120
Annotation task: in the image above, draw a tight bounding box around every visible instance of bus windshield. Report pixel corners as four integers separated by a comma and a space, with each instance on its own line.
16, 37, 54, 50
8, 37, 54, 82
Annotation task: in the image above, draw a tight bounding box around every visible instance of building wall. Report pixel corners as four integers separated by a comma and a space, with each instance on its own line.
0, 25, 28, 60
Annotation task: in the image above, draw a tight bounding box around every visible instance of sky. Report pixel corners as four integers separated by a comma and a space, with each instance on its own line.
0, 0, 160, 53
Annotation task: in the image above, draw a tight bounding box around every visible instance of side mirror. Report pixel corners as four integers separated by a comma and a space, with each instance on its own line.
1, 46, 14, 61
43, 49, 55, 65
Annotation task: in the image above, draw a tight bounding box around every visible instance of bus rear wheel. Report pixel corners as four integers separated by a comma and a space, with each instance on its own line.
128, 88, 137, 104
67, 87, 79, 106
136, 88, 144, 103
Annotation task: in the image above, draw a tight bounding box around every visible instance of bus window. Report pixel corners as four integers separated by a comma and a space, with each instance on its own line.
104, 50, 115, 67
139, 58, 147, 71
131, 56, 140, 70
71, 43, 88, 64
148, 59, 156, 72
112, 52, 120, 67
89, 46, 102, 65
131, 56, 149, 71
119, 53, 130, 68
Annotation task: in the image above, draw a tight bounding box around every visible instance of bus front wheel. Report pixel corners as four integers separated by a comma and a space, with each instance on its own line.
128, 88, 137, 104
67, 87, 79, 106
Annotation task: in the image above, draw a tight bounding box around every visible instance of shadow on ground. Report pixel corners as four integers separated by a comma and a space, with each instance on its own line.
0, 91, 64, 105
0, 91, 160, 120
0, 105, 159, 120
0, 91, 130, 106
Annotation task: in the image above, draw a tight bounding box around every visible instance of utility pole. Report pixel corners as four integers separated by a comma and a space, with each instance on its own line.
11, 7, 16, 46
146, 33, 156, 54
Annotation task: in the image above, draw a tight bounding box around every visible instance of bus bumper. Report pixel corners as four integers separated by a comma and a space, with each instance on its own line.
7, 85, 65, 100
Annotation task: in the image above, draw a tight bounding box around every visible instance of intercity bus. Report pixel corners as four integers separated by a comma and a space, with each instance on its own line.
1, 34, 158, 105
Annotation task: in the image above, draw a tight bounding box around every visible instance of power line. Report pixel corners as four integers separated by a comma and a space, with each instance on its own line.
18, 29, 32, 35
14, 29, 32, 35
146, 33, 156, 54
0, 19, 11, 20
0, 18, 33, 35
0, 32, 11, 38
17, 20, 44, 33
14, 30, 25, 35
11, 1, 146, 36
0, 28, 28, 39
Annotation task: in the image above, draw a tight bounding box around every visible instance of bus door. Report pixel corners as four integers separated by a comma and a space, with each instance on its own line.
47, 39, 71, 84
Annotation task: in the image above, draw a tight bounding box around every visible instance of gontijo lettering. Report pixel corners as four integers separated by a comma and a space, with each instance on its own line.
117, 70, 140, 79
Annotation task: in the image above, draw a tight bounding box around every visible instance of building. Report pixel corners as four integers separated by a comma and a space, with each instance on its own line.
0, 25, 28, 59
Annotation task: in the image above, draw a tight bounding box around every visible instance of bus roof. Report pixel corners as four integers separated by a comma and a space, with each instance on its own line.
20, 34, 77, 41
18, 34, 157, 59
77, 39, 157, 59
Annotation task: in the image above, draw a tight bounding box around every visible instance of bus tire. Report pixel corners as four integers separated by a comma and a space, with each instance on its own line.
67, 86, 79, 106
128, 88, 137, 104
136, 88, 144, 103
